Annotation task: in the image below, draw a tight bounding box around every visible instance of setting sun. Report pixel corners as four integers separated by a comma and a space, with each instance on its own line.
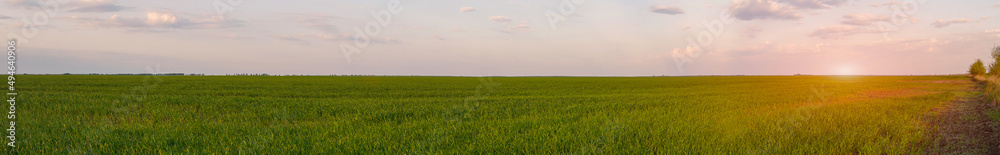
835, 63, 857, 75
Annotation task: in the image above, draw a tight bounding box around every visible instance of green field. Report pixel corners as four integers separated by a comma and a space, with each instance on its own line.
3, 75, 976, 154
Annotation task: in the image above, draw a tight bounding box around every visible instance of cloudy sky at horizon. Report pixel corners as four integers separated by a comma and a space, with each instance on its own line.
3, 0, 999, 76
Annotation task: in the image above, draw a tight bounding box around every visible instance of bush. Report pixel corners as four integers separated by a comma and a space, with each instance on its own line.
971, 59, 987, 76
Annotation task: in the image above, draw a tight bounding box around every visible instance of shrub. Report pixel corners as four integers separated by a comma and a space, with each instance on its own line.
971, 59, 987, 76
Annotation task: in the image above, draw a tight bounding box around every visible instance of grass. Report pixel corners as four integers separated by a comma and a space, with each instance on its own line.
973, 75, 1000, 127
1, 75, 974, 154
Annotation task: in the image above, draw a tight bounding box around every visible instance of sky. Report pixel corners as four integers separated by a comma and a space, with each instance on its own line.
2, 0, 999, 76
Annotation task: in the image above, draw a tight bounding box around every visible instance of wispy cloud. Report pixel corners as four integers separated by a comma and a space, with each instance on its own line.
273, 33, 398, 44
931, 18, 980, 28
853, 38, 951, 53
728, 0, 802, 20
808, 25, 877, 39
5, 0, 41, 9
723, 41, 822, 56
728, 0, 855, 21
217, 33, 256, 40
460, 7, 476, 12
870, 2, 899, 7
69, 0, 130, 12
507, 24, 530, 31
275, 34, 312, 45
781, 0, 846, 9
69, 11, 243, 31
7, 0, 129, 12
742, 25, 763, 38
650, 5, 684, 15
291, 14, 341, 34
489, 16, 511, 23
840, 14, 890, 26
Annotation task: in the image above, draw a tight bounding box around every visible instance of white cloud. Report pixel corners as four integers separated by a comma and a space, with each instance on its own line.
650, 5, 684, 15
489, 16, 511, 23
143, 12, 179, 26
460, 7, 476, 12
728, 0, 802, 20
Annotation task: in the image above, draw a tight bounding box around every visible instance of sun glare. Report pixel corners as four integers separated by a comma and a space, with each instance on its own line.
835, 64, 856, 75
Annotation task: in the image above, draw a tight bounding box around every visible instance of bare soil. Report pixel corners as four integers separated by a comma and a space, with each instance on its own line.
925, 82, 1000, 154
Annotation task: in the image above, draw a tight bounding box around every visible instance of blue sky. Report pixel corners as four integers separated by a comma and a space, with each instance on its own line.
3, 0, 999, 76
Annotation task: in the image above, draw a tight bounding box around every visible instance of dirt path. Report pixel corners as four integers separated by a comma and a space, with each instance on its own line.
926, 82, 1000, 154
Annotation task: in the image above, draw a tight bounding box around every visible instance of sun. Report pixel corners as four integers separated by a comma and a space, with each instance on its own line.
835, 64, 856, 75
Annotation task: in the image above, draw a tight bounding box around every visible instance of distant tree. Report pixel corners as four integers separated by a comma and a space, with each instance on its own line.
990, 45, 1000, 75
971, 59, 986, 76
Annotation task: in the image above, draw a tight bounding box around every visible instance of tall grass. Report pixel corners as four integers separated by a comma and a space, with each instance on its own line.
972, 75, 1000, 126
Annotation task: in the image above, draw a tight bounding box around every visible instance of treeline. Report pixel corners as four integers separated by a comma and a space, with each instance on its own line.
969, 45, 1000, 104
969, 45, 1000, 76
